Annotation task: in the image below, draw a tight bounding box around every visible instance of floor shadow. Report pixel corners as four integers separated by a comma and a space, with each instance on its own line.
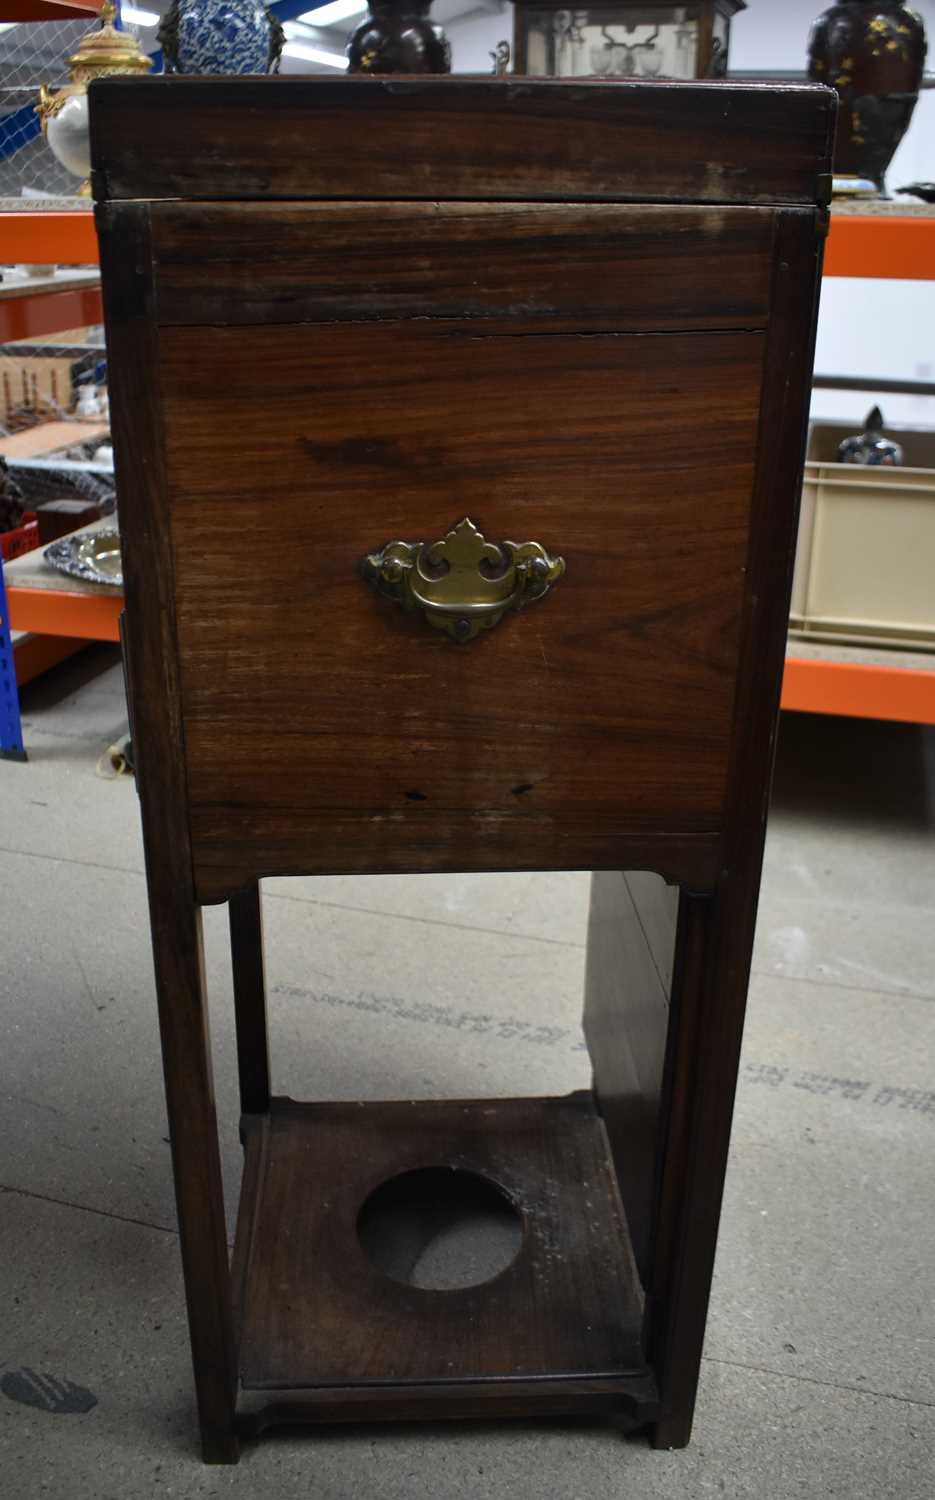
240, 1411, 648, 1467
18, 643, 122, 713
771, 713, 935, 832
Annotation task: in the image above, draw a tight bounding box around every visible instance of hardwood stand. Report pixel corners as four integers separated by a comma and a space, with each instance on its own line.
90, 75, 834, 1462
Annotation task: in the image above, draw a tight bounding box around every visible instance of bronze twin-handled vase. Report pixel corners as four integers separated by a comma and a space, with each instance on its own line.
808, 2, 927, 197
347, 0, 450, 73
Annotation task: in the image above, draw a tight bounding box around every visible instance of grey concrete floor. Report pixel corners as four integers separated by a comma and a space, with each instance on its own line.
1, 645, 934, 1498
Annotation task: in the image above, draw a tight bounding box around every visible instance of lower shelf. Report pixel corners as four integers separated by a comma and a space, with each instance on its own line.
232, 1093, 658, 1429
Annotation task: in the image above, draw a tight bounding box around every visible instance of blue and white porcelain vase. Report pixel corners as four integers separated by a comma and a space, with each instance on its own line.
158, 0, 285, 74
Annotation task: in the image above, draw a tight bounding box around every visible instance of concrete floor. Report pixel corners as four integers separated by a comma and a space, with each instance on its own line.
1, 644, 933, 1498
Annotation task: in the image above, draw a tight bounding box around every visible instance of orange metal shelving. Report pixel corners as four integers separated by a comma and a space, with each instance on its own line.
782, 655, 935, 727
781, 208, 935, 723
824, 213, 935, 281
1, 0, 100, 19
5, 584, 121, 643
2, 205, 934, 723
1, 210, 99, 266
0, 282, 102, 342
1, 210, 111, 721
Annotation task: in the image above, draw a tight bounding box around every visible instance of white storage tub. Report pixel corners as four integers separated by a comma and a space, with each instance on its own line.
791, 421, 935, 652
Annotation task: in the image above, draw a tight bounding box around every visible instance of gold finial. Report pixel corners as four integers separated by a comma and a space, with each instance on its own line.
66, 0, 153, 81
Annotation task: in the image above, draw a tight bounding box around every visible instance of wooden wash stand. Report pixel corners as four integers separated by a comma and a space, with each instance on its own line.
89, 76, 834, 1462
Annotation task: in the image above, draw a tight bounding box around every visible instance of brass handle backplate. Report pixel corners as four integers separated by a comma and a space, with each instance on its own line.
361, 516, 565, 643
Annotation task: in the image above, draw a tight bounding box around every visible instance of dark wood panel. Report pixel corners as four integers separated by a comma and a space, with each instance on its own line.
236, 1373, 660, 1433
235, 1095, 649, 1390
228, 884, 270, 1114
89, 76, 835, 206
196, 824, 720, 906
231, 1110, 269, 1356
626, 870, 680, 992
583, 872, 678, 1281
150, 202, 774, 330
650, 209, 824, 1450
156, 321, 763, 899
96, 200, 239, 1464
644, 889, 711, 1447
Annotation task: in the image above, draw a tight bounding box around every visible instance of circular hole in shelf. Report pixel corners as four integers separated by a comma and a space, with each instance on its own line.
357, 1166, 524, 1292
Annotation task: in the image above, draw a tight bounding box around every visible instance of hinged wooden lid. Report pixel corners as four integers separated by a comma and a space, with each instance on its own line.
89, 76, 834, 208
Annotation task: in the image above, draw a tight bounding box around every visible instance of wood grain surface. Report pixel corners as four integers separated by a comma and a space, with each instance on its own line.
96, 201, 239, 1463
150, 202, 774, 330
89, 76, 835, 207
156, 317, 764, 901
650, 210, 826, 1449
92, 75, 832, 1458
584, 871, 680, 1281
235, 1372, 660, 1432
235, 1094, 650, 1391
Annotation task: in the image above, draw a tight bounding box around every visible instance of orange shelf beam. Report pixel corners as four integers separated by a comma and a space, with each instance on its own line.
5, 585, 122, 643
0, 211, 99, 266
782, 655, 935, 726
0, 0, 101, 19
0, 284, 102, 343
0, 210, 929, 283
14, 632, 87, 685
824, 215, 935, 280
1, 208, 930, 281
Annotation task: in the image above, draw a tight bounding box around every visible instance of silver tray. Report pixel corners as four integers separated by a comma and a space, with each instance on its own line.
43, 528, 123, 588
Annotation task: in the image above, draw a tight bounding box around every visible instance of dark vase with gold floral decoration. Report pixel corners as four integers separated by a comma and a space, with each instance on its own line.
347, 0, 450, 73
807, 2, 927, 197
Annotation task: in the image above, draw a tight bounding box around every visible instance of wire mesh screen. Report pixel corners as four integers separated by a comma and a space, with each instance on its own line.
1, 322, 104, 423
0, 20, 97, 200
0, 17, 111, 464
0, 320, 112, 528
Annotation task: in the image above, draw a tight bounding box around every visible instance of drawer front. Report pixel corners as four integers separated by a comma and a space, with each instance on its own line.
150, 201, 774, 332
149, 202, 772, 898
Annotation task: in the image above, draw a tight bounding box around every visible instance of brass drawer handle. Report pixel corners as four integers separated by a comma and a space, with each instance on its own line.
362, 516, 565, 643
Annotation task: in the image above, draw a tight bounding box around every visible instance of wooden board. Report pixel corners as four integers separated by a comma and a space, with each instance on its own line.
235, 1095, 652, 1395
98, 202, 239, 1463
0, 421, 109, 460
584, 871, 679, 1281
150, 201, 774, 330
157, 317, 765, 899
89, 76, 835, 207
0, 270, 99, 302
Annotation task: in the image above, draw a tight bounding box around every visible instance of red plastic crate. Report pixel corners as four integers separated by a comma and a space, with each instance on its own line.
0, 513, 39, 562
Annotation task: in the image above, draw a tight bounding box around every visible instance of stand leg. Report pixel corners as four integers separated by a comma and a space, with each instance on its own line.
584, 878, 739, 1449
103, 207, 238, 1461
583, 871, 678, 1286
151, 896, 239, 1464
648, 888, 750, 1450
229, 882, 270, 1116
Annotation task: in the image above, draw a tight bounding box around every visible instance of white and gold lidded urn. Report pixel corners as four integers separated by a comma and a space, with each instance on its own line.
37, 1, 152, 194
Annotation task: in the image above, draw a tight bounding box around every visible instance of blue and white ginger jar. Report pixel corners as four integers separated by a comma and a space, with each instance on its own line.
158, 0, 285, 75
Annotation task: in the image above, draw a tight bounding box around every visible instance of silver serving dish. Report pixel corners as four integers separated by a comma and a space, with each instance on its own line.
43, 528, 123, 588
